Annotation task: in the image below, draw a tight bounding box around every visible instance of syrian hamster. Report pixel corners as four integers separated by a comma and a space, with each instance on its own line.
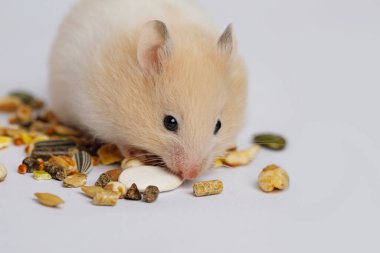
49, 0, 247, 179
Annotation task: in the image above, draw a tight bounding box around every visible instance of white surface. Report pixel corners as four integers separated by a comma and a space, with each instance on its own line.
118, 165, 184, 192
0, 0, 379, 253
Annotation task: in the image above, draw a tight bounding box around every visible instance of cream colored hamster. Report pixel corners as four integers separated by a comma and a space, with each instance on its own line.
49, 0, 247, 179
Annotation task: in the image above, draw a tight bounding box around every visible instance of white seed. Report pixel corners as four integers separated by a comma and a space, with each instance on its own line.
0, 163, 7, 182
119, 165, 184, 192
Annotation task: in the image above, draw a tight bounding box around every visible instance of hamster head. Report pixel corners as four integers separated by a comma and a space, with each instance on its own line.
93, 21, 247, 180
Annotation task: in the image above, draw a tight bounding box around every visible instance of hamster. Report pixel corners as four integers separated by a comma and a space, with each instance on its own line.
49, 0, 247, 180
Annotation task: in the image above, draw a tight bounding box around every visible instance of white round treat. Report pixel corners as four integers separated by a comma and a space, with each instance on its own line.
118, 166, 184, 192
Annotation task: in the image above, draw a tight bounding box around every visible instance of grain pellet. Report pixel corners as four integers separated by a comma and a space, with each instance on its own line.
125, 183, 141, 200
193, 180, 223, 197
143, 186, 159, 203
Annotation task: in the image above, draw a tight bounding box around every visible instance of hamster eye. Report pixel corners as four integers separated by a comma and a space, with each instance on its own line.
214, 120, 222, 135
164, 115, 178, 132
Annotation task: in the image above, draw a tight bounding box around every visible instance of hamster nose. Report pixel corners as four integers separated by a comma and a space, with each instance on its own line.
179, 166, 201, 180
188, 169, 199, 179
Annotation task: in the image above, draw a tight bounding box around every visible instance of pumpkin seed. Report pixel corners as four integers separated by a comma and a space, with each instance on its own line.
253, 134, 286, 150
34, 193, 64, 207
73, 151, 93, 174
9, 91, 35, 105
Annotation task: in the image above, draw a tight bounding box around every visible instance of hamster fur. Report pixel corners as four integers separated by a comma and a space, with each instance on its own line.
49, 0, 247, 179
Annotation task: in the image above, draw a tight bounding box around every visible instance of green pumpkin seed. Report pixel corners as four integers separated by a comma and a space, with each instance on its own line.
253, 134, 286, 150
9, 91, 35, 105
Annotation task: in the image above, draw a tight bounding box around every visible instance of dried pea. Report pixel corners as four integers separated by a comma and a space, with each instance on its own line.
18, 164, 27, 174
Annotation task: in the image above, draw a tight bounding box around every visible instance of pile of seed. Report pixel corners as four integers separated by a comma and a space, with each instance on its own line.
0, 91, 289, 208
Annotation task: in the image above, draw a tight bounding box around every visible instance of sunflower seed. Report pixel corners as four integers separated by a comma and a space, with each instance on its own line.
32, 139, 77, 160
73, 151, 93, 174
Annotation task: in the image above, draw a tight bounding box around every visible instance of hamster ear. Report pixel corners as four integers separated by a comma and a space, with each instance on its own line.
137, 20, 172, 72
217, 24, 235, 58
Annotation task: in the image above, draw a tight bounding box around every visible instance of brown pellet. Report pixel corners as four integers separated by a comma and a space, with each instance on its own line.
95, 173, 112, 188
143, 186, 159, 203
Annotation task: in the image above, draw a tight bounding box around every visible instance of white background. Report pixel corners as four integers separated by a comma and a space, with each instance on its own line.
1, 0, 379, 252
